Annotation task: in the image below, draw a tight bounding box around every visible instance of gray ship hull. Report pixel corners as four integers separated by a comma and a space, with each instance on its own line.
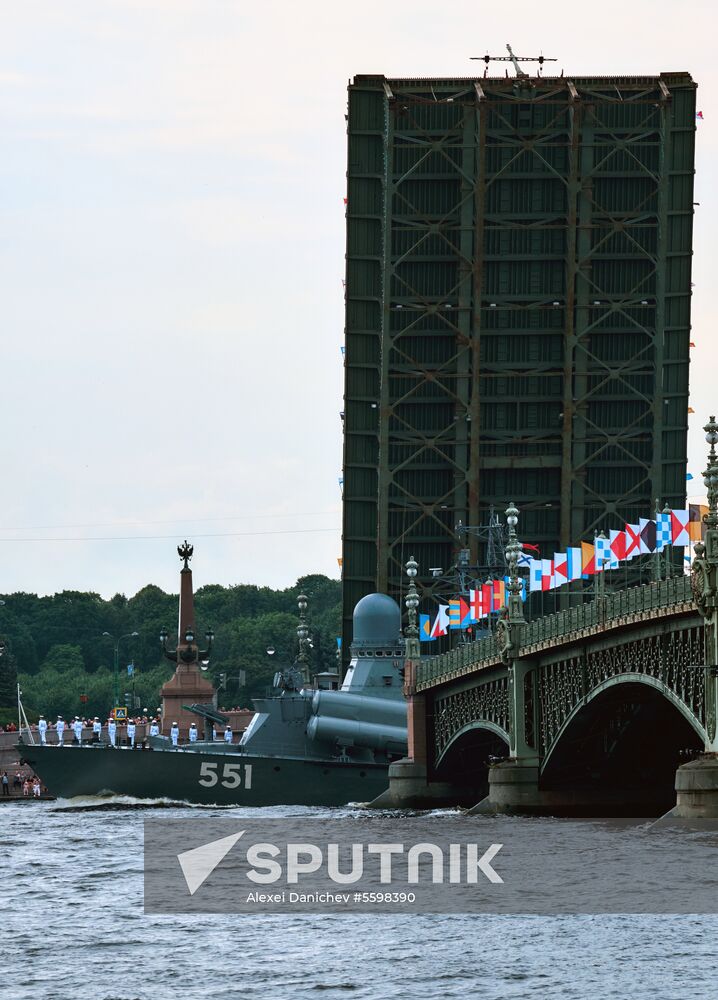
18, 743, 390, 807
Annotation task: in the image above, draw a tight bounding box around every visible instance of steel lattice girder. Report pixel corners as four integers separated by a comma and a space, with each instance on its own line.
341, 73, 696, 652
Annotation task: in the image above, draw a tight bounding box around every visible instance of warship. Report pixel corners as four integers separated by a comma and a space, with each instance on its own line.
18, 545, 409, 806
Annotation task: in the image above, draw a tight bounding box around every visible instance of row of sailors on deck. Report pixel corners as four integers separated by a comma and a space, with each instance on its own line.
37, 716, 234, 748
168, 722, 233, 747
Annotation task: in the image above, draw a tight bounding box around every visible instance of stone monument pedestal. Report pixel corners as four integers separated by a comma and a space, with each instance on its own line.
160, 664, 215, 739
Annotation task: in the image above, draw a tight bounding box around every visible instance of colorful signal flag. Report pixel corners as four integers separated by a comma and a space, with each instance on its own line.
655, 513, 672, 552
689, 504, 708, 542
639, 518, 656, 554
553, 553, 568, 586
670, 509, 690, 546
419, 614, 434, 642
581, 542, 595, 575
434, 605, 450, 638
624, 524, 641, 560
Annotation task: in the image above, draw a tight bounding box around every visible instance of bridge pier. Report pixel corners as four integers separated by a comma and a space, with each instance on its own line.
369, 685, 468, 809
469, 761, 542, 815
670, 755, 718, 819
470, 656, 544, 814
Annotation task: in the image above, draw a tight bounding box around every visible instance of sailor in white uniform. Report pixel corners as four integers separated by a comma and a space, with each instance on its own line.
170, 722, 179, 747
224, 724, 232, 744
73, 717, 83, 745
188, 722, 198, 744
38, 716, 48, 745
149, 718, 160, 738
108, 717, 117, 747
127, 719, 136, 748
92, 717, 102, 742
56, 716, 65, 746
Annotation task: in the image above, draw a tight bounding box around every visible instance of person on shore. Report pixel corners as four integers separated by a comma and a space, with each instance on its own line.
107, 717, 117, 748
13, 773, 21, 792
38, 716, 48, 745
92, 717, 102, 743
32, 778, 41, 798
22, 779, 30, 796
73, 717, 83, 745
127, 719, 136, 748
170, 721, 179, 747
149, 717, 160, 738
188, 722, 198, 744
224, 724, 232, 744
1, 772, 9, 796
56, 716, 65, 747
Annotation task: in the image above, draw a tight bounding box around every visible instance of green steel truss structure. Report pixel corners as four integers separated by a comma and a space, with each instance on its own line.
341, 72, 696, 649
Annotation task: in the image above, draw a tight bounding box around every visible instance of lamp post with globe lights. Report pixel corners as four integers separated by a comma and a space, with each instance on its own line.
504, 503, 525, 625
404, 556, 421, 661
102, 631, 139, 712
266, 594, 315, 688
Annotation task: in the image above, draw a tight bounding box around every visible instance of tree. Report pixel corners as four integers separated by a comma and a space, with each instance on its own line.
0, 643, 18, 709
41, 644, 86, 674
2, 572, 342, 717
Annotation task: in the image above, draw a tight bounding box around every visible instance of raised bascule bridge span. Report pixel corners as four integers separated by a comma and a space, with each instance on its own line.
376, 575, 707, 816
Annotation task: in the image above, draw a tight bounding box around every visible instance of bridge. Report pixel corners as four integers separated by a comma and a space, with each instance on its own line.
371, 418, 718, 818
376, 575, 710, 816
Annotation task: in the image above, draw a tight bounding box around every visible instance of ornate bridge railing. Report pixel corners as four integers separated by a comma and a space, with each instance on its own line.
416, 576, 695, 693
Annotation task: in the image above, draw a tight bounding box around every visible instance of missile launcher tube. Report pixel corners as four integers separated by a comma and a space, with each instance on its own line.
306, 714, 407, 755
311, 689, 406, 725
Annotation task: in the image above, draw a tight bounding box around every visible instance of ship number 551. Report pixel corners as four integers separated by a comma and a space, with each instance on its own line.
198, 762, 253, 789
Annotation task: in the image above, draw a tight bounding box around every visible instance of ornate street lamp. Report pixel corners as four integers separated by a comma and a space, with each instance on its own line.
265, 595, 314, 686
404, 556, 420, 660
703, 416, 718, 530
160, 625, 214, 666
504, 502, 525, 624
102, 631, 139, 709
296, 593, 312, 683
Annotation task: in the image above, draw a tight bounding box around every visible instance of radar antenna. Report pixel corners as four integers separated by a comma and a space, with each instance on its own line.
471, 43, 557, 78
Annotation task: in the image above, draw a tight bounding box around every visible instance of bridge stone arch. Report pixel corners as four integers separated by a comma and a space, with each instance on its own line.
535, 621, 705, 766
435, 719, 509, 772
540, 671, 707, 776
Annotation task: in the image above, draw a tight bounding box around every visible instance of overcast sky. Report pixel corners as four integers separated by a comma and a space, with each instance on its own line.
1, 1, 715, 598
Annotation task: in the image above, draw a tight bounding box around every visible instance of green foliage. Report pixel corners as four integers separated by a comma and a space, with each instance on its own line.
0, 707, 18, 728
0, 646, 18, 709
2, 575, 341, 720
41, 644, 85, 674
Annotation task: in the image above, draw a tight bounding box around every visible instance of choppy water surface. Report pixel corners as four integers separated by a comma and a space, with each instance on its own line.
3, 799, 717, 1000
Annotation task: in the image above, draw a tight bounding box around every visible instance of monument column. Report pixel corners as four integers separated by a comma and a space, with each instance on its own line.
159, 541, 216, 739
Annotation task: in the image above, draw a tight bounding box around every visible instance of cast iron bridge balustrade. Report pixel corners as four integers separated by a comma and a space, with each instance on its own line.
412, 577, 705, 773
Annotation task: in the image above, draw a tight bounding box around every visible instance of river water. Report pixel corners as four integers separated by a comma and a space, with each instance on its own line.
4, 800, 717, 1000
